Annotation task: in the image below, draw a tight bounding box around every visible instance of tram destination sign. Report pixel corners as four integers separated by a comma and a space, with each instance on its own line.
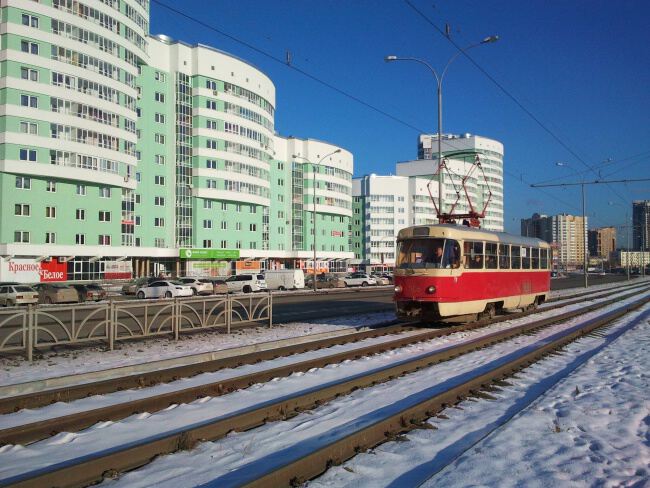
179, 249, 240, 260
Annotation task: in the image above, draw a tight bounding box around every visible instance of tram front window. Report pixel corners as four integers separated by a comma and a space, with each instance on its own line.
397, 238, 460, 269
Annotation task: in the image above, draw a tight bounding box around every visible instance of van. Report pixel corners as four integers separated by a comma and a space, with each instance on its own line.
264, 270, 305, 291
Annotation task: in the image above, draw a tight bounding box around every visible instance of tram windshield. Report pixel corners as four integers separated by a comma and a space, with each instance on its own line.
397, 238, 460, 269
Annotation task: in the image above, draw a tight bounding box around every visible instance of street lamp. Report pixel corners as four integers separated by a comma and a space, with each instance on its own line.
608, 201, 631, 281
556, 162, 588, 288
292, 149, 342, 291
385, 35, 498, 221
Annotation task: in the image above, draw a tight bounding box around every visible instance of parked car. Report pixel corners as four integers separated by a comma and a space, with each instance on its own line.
305, 273, 346, 289
343, 273, 377, 287
122, 277, 153, 295
0, 284, 39, 306
197, 278, 229, 294
71, 283, 107, 302
371, 274, 391, 286
177, 277, 214, 296
136, 281, 193, 299
264, 270, 305, 291
224, 274, 267, 293
32, 283, 79, 304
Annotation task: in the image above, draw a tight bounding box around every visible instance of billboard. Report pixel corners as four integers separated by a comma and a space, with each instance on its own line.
179, 249, 240, 260
104, 261, 133, 280
0, 259, 67, 283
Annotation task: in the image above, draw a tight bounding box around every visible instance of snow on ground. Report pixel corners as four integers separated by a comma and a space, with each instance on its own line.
312, 304, 650, 488
16, 297, 627, 486
0, 311, 396, 387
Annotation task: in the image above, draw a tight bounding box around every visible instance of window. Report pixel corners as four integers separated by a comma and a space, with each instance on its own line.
206, 159, 217, 169
154, 113, 165, 123
522, 247, 531, 269
464, 241, 484, 269
99, 187, 111, 198
498, 244, 510, 269
98, 211, 111, 222
154, 175, 165, 185
46, 180, 56, 192
20, 122, 38, 134
206, 80, 218, 90
14, 204, 30, 216
203, 219, 212, 229
154, 71, 166, 82
511, 246, 521, 269
75, 234, 85, 245
249, 223, 257, 231
76, 184, 86, 196
204, 200, 212, 209
235, 222, 241, 231
20, 67, 38, 81
154, 238, 165, 247
485, 243, 498, 269
250, 206, 256, 214
154, 92, 165, 102
221, 202, 227, 211
135, 215, 141, 226
98, 235, 111, 245
14, 231, 30, 243
203, 240, 212, 248
206, 179, 217, 189
155, 155, 165, 165
206, 100, 217, 110
76, 209, 85, 220
250, 242, 257, 249
206, 139, 217, 149
531, 247, 540, 269
277, 162, 284, 170
236, 204, 242, 212
45, 232, 56, 244
22, 14, 39, 28
206, 120, 217, 130
235, 240, 242, 249
154, 196, 165, 206
21, 40, 39, 55
19, 148, 37, 162
135, 237, 141, 247
45, 206, 56, 218
155, 133, 165, 144
220, 240, 227, 248
221, 221, 227, 230
277, 178, 284, 186
154, 217, 164, 227
540, 248, 549, 269
278, 211, 284, 218
20, 95, 38, 108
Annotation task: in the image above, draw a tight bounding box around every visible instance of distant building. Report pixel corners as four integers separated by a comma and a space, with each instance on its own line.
588, 227, 616, 259
632, 200, 650, 251
520, 213, 552, 242
521, 213, 588, 268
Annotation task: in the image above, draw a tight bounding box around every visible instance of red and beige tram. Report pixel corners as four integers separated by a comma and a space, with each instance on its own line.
394, 224, 551, 322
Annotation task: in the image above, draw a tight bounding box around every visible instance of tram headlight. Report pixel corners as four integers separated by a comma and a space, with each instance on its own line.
394, 285, 402, 293
426, 285, 436, 294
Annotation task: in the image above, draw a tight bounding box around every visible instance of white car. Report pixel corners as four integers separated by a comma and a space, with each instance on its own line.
225, 274, 267, 293
136, 281, 194, 299
0, 284, 39, 306
343, 273, 377, 287
177, 277, 214, 295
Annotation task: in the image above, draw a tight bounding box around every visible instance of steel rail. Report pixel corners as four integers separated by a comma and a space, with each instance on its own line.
0, 283, 647, 447
1, 291, 648, 488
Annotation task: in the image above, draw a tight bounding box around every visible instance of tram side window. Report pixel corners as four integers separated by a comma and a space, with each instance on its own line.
522, 247, 531, 269
464, 241, 484, 269
511, 246, 521, 269
540, 248, 548, 269
499, 244, 510, 269
532, 247, 540, 269
485, 243, 498, 269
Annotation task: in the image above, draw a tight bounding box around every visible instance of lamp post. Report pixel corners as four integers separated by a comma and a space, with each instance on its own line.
609, 201, 631, 281
556, 162, 588, 288
385, 35, 498, 221
292, 149, 342, 291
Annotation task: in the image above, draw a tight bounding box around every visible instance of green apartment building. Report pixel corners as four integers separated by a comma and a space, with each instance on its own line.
0, 0, 353, 282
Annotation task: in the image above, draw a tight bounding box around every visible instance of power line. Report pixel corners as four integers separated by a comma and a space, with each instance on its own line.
403, 0, 630, 206
531, 177, 650, 188
151, 0, 427, 134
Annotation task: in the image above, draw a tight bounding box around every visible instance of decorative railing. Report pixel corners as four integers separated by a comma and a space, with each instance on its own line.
0, 294, 272, 360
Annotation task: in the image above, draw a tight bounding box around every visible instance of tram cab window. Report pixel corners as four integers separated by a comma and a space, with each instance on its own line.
532, 248, 540, 269
540, 248, 548, 269
511, 246, 521, 269
522, 247, 531, 269
499, 244, 510, 269
396, 238, 460, 269
464, 241, 484, 269
485, 243, 498, 269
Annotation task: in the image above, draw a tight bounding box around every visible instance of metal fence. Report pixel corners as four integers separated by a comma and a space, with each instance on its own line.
0, 294, 273, 360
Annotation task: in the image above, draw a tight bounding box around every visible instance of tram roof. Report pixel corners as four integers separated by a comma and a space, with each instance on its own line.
397, 224, 550, 248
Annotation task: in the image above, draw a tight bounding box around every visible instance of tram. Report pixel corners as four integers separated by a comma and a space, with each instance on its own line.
393, 224, 551, 322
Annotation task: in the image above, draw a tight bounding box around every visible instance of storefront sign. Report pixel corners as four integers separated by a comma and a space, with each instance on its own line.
186, 261, 229, 277
0, 258, 67, 283
179, 249, 240, 260
104, 261, 133, 280
235, 260, 261, 272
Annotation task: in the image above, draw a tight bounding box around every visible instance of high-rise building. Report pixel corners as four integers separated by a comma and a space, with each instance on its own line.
588, 227, 616, 259
632, 200, 650, 251
0, 1, 353, 282
521, 213, 588, 269
520, 213, 553, 242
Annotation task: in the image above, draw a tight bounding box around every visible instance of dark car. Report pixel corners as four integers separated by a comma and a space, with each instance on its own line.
71, 283, 108, 302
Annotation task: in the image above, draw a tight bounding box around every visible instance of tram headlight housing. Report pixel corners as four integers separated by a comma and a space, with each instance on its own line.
426, 285, 436, 294
394, 285, 402, 293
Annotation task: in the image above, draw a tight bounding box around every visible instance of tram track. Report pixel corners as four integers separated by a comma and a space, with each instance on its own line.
0, 279, 645, 417
0, 286, 648, 487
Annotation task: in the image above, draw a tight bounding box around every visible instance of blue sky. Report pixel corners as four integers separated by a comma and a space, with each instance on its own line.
151, 0, 650, 239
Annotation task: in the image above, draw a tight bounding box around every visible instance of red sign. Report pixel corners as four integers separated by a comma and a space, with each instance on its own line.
4, 259, 67, 282
331, 231, 343, 237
